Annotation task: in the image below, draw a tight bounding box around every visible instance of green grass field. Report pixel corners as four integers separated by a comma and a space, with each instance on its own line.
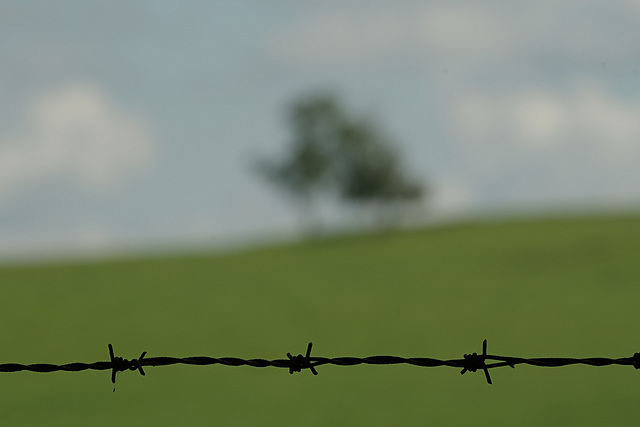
1, 214, 640, 426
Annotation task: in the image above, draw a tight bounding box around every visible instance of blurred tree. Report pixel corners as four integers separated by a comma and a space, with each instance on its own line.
335, 118, 423, 223
255, 94, 343, 231
257, 92, 424, 231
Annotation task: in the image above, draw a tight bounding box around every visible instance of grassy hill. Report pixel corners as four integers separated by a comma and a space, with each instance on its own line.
1, 214, 639, 426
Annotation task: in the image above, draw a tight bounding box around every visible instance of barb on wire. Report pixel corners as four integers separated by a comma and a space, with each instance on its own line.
287, 342, 318, 375
1, 340, 639, 389
108, 344, 146, 391
460, 339, 492, 384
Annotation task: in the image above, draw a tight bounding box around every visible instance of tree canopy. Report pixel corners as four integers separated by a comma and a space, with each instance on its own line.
257, 92, 425, 229
256, 94, 341, 201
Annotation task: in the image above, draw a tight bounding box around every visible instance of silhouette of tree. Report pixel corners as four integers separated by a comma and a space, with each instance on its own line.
335, 118, 423, 204
255, 94, 342, 230
257, 92, 424, 231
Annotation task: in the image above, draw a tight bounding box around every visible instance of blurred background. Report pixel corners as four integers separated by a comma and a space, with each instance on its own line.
1, 0, 639, 260
1, 1, 640, 426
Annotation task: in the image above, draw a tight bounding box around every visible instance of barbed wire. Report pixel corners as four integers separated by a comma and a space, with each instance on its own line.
1, 340, 639, 389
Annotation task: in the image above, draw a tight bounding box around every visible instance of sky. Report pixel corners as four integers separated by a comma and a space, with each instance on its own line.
1, 0, 640, 260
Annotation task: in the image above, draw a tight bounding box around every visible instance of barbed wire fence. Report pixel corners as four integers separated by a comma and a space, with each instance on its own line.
1, 340, 639, 390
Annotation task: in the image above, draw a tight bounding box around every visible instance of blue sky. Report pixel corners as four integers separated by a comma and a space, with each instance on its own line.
1, 0, 640, 259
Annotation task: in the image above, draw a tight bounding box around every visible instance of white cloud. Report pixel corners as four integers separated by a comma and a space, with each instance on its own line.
263, 3, 500, 67
456, 79, 640, 157
510, 92, 570, 149
414, 4, 512, 56
264, 1, 640, 70
264, 7, 407, 67
430, 179, 473, 215
0, 82, 156, 195
449, 79, 640, 207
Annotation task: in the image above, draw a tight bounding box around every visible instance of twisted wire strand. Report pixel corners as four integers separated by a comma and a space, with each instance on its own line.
1, 340, 639, 387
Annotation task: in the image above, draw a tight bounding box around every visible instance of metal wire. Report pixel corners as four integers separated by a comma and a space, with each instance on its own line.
1, 340, 639, 387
